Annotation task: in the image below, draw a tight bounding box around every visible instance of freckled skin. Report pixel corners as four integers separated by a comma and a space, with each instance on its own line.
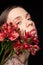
5, 7, 38, 65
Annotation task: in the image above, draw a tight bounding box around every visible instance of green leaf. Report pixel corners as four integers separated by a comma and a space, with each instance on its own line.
24, 50, 28, 53
27, 38, 32, 44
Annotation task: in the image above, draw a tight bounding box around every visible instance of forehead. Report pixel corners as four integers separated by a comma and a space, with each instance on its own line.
7, 7, 29, 22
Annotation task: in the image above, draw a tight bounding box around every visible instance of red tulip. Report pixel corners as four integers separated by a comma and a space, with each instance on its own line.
24, 32, 31, 39
2, 23, 12, 36
32, 37, 39, 44
0, 31, 6, 41
34, 45, 40, 51
9, 31, 19, 41
29, 45, 40, 55
23, 42, 30, 49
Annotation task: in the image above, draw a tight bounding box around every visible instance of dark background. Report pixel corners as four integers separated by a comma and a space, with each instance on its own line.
0, 0, 43, 65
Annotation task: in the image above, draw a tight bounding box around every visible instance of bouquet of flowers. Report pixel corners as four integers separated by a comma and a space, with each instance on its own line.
0, 22, 39, 65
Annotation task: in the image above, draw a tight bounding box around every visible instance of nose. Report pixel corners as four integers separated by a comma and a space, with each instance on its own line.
26, 20, 35, 28
26, 22, 34, 27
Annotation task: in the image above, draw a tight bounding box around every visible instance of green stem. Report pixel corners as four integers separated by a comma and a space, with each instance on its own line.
1, 43, 9, 63
0, 54, 11, 65
0, 47, 3, 56
1, 50, 14, 65
0, 42, 4, 56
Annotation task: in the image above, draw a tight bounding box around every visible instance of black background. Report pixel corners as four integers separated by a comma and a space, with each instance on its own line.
0, 0, 43, 65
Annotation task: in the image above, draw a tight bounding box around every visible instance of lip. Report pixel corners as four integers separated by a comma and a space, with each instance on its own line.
29, 29, 37, 36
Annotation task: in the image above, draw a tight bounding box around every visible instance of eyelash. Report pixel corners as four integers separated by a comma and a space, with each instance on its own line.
27, 18, 31, 20
17, 21, 21, 24
17, 18, 31, 25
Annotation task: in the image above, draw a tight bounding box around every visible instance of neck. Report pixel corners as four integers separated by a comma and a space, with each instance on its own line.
4, 53, 30, 65
12, 56, 28, 65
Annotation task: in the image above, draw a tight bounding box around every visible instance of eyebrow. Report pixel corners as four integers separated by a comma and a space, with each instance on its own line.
13, 16, 21, 22
15, 16, 22, 20
14, 13, 30, 19
25, 13, 31, 19
25, 13, 28, 18
15, 16, 21, 19
13, 13, 31, 22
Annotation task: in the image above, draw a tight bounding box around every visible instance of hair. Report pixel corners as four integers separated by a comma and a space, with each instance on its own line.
0, 6, 23, 26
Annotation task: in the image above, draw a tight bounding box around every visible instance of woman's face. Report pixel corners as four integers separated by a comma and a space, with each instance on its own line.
7, 7, 37, 37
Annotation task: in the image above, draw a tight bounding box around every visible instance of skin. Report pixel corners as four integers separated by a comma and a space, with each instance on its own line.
7, 7, 37, 37
5, 7, 38, 65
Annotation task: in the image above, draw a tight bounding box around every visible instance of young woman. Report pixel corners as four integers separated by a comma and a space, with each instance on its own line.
0, 6, 38, 65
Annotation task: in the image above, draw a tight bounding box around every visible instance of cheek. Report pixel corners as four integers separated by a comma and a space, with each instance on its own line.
18, 23, 27, 36
26, 26, 33, 32
18, 22, 26, 31
26, 24, 37, 32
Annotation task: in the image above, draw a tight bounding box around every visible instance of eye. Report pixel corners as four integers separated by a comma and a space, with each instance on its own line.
27, 18, 31, 20
17, 21, 21, 25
